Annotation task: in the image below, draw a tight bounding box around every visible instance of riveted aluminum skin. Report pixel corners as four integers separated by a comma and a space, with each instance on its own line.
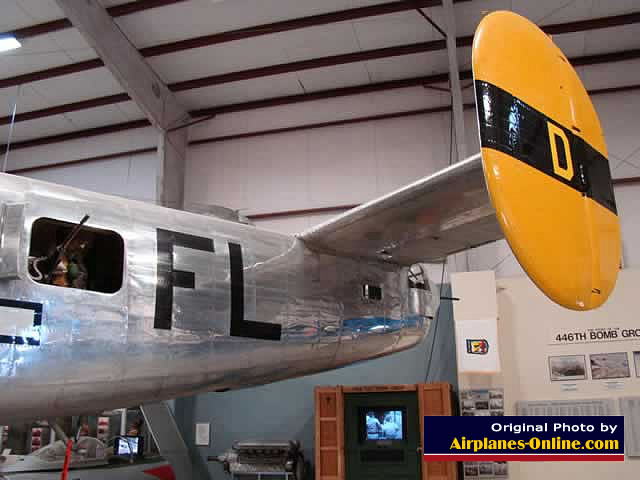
301, 154, 503, 264
0, 173, 432, 423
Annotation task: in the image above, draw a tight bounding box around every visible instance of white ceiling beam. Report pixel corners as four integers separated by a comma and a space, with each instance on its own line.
55, 0, 190, 209
55, 0, 189, 130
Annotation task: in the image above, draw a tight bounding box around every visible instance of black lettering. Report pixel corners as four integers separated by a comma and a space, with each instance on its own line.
154, 229, 214, 330
554, 133, 568, 169
589, 330, 617, 340
154, 229, 281, 340
228, 242, 281, 341
0, 298, 42, 346
622, 329, 640, 338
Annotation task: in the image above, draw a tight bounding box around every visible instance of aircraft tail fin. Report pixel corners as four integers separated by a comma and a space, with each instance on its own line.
300, 11, 621, 311
472, 11, 620, 310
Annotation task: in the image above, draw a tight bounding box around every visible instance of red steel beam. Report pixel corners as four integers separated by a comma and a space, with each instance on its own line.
3, 76, 640, 153
190, 106, 452, 146
8, 147, 157, 175
0, 59, 105, 89
170, 44, 640, 92
1, 119, 151, 153
613, 176, 640, 186
3, 93, 131, 125
140, 0, 463, 57
5, 0, 189, 39
187, 103, 463, 147
1, 8, 638, 90
2, 107, 450, 155
543, 11, 640, 35
588, 84, 640, 96
247, 205, 360, 221
192, 75, 448, 117
191, 76, 640, 144
249, 175, 640, 220
572, 48, 640, 67
0, 0, 461, 89
0, 73, 449, 126
3, 43, 640, 127
169, 41, 447, 92
7, 88, 640, 181
8, 152, 638, 221
5, 75, 640, 155
7, 0, 453, 41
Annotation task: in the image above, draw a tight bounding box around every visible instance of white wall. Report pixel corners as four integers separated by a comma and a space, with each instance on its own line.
6, 125, 160, 202
20, 151, 160, 203
491, 270, 640, 479
184, 86, 459, 233
5, 126, 157, 173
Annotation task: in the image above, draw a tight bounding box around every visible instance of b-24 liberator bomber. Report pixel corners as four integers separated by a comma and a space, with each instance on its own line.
0, 12, 621, 422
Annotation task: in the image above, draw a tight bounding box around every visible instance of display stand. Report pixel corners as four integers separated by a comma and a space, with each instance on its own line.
141, 401, 193, 480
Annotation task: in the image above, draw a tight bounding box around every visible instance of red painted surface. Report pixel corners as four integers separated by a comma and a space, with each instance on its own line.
144, 464, 176, 480
60, 439, 73, 480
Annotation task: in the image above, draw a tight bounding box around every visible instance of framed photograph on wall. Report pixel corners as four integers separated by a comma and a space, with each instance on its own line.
590, 352, 630, 380
478, 462, 494, 476
464, 462, 479, 477
549, 355, 587, 381
494, 462, 508, 476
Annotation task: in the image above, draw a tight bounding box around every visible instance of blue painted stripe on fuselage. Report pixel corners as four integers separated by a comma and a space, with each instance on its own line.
342, 315, 425, 334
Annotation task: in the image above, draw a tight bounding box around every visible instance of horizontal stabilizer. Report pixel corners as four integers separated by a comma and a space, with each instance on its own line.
299, 154, 502, 265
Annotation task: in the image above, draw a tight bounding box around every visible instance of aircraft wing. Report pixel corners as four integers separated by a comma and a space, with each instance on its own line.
299, 153, 503, 265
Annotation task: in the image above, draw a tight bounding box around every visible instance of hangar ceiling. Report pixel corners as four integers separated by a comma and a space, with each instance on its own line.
0, 0, 639, 176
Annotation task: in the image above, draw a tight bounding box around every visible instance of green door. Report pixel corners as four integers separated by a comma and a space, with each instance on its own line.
344, 392, 421, 480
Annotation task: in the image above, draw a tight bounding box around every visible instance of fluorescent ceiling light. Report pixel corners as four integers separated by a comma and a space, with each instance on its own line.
0, 36, 21, 53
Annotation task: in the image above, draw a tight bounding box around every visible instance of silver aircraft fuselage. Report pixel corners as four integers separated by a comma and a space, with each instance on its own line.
0, 173, 431, 422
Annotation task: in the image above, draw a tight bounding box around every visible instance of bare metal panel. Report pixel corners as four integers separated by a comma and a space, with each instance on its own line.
300, 153, 503, 264
0, 171, 433, 423
0, 203, 26, 279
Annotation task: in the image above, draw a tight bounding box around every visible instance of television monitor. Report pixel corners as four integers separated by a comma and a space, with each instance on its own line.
115, 436, 143, 456
361, 407, 405, 441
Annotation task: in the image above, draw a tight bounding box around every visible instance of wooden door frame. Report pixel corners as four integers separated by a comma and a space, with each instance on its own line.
314, 383, 456, 480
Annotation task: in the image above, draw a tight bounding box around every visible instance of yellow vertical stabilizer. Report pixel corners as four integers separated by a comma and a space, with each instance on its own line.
472, 11, 621, 310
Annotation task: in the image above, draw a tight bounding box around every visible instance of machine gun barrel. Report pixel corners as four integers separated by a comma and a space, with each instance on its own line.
51, 214, 90, 267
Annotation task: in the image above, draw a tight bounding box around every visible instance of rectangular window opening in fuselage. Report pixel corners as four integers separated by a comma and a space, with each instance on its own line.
28, 217, 124, 294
